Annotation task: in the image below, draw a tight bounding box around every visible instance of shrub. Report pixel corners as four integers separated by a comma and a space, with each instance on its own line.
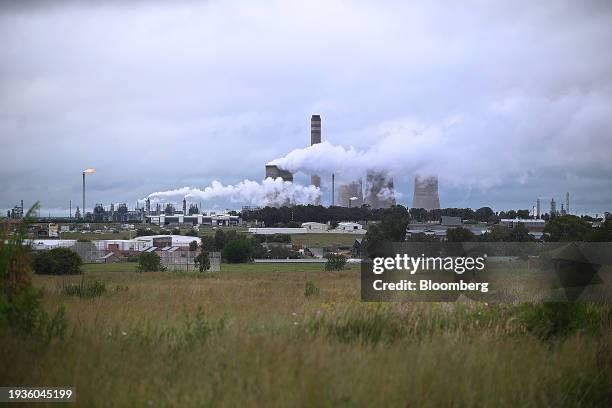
517, 302, 607, 339
138, 252, 164, 272
189, 240, 198, 251
325, 253, 347, 271
0, 202, 67, 340
185, 229, 199, 237
304, 281, 320, 297
222, 239, 254, 263
267, 233, 291, 243
61, 279, 106, 299
200, 235, 216, 252
135, 229, 155, 237
33, 247, 82, 275
446, 227, 476, 242
194, 251, 211, 272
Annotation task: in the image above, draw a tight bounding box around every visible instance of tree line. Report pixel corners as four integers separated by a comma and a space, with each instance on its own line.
240, 205, 537, 226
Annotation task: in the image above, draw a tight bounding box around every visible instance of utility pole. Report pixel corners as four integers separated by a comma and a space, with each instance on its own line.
82, 168, 96, 220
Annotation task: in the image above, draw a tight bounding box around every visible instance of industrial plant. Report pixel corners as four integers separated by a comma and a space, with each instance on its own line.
264, 115, 441, 210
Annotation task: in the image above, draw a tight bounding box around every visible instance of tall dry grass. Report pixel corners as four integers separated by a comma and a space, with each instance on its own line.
1, 265, 611, 406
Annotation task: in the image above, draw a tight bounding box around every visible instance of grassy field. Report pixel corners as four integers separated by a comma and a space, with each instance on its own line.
2, 263, 612, 406
291, 233, 361, 247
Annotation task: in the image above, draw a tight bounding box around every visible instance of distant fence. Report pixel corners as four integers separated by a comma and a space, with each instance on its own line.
161, 251, 221, 272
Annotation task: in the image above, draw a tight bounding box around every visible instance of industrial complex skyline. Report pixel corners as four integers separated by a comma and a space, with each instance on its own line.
1, 1, 611, 215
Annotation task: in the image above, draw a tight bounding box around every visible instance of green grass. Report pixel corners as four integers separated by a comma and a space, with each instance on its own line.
291, 233, 362, 247
1, 266, 611, 406
82, 262, 139, 273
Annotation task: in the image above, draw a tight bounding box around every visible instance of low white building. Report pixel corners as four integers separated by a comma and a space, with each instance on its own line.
248, 227, 307, 235
334, 222, 366, 234
132, 234, 202, 247
301, 222, 329, 232
145, 213, 241, 227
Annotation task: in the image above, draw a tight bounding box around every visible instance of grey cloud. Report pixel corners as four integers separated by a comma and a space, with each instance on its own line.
1, 0, 611, 215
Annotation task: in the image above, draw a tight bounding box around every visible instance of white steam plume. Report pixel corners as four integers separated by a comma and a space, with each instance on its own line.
266, 118, 467, 186
148, 178, 320, 207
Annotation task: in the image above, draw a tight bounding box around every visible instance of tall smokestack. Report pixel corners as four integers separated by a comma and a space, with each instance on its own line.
311, 114, 321, 145
311, 115, 321, 205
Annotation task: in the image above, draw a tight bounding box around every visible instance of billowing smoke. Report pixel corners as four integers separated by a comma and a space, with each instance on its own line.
148, 178, 320, 207
267, 100, 612, 192
266, 119, 458, 185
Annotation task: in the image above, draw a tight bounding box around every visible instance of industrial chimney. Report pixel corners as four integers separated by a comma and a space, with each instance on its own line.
311, 115, 322, 204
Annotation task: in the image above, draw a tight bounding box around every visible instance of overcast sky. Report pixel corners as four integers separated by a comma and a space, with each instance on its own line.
1, 0, 611, 216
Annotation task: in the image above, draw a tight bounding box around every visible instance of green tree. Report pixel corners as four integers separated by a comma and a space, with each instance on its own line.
506, 223, 535, 242
363, 224, 387, 258
185, 229, 199, 237
588, 220, 612, 242
544, 215, 591, 242
222, 239, 254, 263
33, 248, 82, 275
475, 207, 496, 222
214, 229, 226, 250
1, 202, 67, 339
363, 211, 410, 258
446, 227, 476, 242
480, 225, 510, 242
136, 228, 155, 237
325, 253, 347, 271
138, 252, 164, 272
380, 213, 409, 241
267, 233, 291, 243
194, 251, 210, 272
200, 235, 216, 252
189, 240, 198, 251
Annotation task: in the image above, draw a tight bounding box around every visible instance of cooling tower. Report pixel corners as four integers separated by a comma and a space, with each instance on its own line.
337, 179, 363, 207
364, 171, 396, 209
311, 115, 321, 205
265, 165, 293, 182
411, 175, 440, 210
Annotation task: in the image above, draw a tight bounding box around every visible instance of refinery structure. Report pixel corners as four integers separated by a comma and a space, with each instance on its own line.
265, 115, 440, 209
